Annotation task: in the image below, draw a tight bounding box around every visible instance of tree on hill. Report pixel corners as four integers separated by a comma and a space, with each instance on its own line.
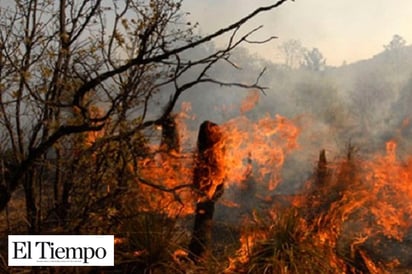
384, 34, 407, 51
278, 39, 306, 69
302, 48, 326, 71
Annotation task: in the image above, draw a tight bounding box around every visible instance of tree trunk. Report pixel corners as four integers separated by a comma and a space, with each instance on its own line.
316, 149, 328, 186
159, 114, 180, 154
23, 170, 38, 233
188, 121, 225, 262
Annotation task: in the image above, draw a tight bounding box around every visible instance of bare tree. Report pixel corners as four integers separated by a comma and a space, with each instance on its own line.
0, 0, 291, 232
302, 48, 326, 71
278, 39, 305, 69
384, 34, 406, 51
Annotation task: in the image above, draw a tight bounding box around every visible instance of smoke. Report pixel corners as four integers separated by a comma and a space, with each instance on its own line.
152, 40, 412, 191
137, 2, 412, 269
183, 0, 412, 66
139, 31, 412, 268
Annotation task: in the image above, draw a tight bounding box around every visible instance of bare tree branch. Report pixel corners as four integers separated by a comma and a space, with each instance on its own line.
0, 0, 291, 218
72, 0, 290, 107
137, 176, 194, 205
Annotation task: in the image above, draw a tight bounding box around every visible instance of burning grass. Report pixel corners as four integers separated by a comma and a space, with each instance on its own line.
226, 139, 412, 273
225, 209, 338, 273
2, 97, 412, 273
121, 108, 411, 273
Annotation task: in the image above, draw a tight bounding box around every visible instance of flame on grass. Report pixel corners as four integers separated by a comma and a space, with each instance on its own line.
228, 139, 412, 272
315, 140, 412, 243
303, 140, 412, 271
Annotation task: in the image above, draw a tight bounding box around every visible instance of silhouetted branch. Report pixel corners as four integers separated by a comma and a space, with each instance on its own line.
137, 176, 194, 205
72, 0, 290, 107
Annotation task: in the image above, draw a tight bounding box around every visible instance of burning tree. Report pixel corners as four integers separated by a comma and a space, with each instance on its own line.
0, 0, 291, 235
189, 121, 225, 261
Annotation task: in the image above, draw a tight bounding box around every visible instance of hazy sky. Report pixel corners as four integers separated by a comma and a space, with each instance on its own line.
183, 0, 412, 66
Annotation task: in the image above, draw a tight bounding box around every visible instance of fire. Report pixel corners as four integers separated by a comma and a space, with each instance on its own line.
121, 89, 411, 271
222, 114, 299, 191
369, 140, 412, 238
136, 148, 195, 216
385, 139, 397, 162
84, 106, 106, 146
240, 89, 260, 114
302, 139, 412, 269
131, 95, 300, 217
226, 137, 412, 272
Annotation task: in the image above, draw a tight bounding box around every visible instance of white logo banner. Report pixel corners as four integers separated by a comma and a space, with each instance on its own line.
8, 235, 114, 266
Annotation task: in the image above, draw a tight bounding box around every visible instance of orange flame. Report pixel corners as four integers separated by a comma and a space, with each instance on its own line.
240, 90, 260, 114
131, 99, 300, 217
222, 114, 299, 191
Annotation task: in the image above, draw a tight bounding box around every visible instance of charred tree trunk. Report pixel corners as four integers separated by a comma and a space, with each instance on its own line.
23, 169, 38, 233
57, 161, 75, 227
188, 200, 216, 261
159, 114, 180, 154
316, 149, 328, 186
305, 149, 329, 225
188, 121, 225, 262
